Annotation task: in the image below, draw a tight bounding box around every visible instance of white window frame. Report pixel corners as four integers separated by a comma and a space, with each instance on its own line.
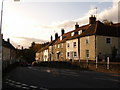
78, 30, 82, 35
58, 44, 60, 48
61, 43, 63, 48
71, 32, 74, 36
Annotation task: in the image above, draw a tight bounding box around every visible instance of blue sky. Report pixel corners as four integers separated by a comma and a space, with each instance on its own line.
0, 0, 119, 48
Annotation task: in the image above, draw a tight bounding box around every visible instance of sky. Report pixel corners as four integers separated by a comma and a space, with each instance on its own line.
0, 0, 119, 48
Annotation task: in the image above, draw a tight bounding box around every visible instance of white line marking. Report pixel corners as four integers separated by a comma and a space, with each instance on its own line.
21, 83, 28, 86
22, 87, 29, 89
40, 87, 48, 90
15, 82, 21, 84
29, 85, 38, 88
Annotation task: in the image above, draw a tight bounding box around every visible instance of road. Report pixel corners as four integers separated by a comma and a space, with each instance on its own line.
2, 66, 120, 89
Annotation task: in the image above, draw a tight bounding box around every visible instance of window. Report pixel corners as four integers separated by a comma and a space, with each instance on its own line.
55, 45, 56, 49
61, 43, 63, 48
71, 32, 74, 36
86, 36, 89, 44
74, 52, 77, 57
106, 38, 112, 44
58, 44, 60, 48
67, 52, 69, 57
74, 32, 78, 35
67, 43, 70, 48
78, 30, 82, 35
73, 42, 76, 47
86, 50, 89, 58
60, 36, 62, 40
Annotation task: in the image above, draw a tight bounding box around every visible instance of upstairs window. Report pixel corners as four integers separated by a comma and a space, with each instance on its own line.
106, 38, 112, 44
61, 43, 63, 48
67, 43, 70, 48
86, 36, 89, 44
58, 44, 60, 48
73, 42, 76, 47
71, 32, 74, 36
78, 30, 82, 35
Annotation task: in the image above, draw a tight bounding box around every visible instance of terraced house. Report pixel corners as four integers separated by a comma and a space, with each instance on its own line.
2, 39, 17, 70
36, 15, 120, 62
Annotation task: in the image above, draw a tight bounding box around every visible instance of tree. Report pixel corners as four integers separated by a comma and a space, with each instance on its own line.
102, 19, 113, 25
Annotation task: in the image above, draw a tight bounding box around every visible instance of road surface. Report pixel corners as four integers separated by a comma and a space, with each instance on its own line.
2, 66, 120, 89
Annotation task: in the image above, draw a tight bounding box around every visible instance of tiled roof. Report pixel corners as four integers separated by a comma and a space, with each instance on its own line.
76, 21, 120, 38
2, 39, 16, 50
37, 40, 56, 53
37, 20, 120, 53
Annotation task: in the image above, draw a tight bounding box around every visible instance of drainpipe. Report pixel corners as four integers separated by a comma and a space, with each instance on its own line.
95, 34, 97, 61
78, 37, 80, 62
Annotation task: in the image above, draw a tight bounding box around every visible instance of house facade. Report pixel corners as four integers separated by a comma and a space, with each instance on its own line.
36, 15, 120, 62
2, 39, 17, 69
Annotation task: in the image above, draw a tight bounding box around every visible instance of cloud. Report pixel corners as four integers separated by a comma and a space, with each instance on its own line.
11, 37, 49, 48
41, 0, 119, 31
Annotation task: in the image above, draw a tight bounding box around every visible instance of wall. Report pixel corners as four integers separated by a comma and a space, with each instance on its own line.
66, 39, 79, 61
96, 36, 119, 59
80, 35, 95, 61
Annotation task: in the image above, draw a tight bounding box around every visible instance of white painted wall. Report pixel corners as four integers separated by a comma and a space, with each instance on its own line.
66, 38, 79, 61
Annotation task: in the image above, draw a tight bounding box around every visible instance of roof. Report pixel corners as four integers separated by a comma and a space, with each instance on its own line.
76, 21, 120, 38
2, 39, 16, 50
37, 20, 120, 53
37, 40, 56, 53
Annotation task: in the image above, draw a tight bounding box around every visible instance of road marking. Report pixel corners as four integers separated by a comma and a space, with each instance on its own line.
15, 82, 21, 84
21, 83, 28, 86
29, 85, 38, 88
40, 87, 49, 90
22, 86, 29, 89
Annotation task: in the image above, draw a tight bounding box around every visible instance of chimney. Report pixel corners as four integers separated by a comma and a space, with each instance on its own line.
51, 35, 53, 41
7, 38, 10, 43
89, 15, 96, 24
75, 22, 79, 29
61, 28, 65, 35
55, 33, 58, 40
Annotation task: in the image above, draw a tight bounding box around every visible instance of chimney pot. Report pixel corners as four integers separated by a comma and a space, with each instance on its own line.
61, 28, 65, 35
